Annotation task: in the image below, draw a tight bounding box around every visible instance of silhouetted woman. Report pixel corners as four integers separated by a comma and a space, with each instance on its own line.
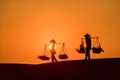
49, 39, 58, 63
84, 34, 91, 61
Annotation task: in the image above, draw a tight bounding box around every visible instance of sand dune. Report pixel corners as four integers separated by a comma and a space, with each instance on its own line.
0, 58, 120, 80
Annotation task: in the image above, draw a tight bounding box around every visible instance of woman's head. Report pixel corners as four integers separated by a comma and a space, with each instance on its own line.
84, 33, 91, 38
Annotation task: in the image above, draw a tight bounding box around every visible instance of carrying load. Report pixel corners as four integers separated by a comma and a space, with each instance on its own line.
76, 34, 104, 61
38, 40, 68, 62
76, 35, 104, 54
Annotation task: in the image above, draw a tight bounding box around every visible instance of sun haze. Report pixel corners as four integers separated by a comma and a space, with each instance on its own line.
0, 0, 120, 64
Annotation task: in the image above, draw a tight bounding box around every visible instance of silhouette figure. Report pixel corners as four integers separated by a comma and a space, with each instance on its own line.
84, 34, 91, 61
49, 39, 58, 63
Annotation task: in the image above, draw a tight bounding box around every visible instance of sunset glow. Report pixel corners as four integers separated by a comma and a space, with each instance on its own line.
49, 45, 52, 50
0, 0, 120, 64
49, 44, 56, 50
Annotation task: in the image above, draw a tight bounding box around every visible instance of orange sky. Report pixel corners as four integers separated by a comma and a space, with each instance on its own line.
0, 0, 120, 64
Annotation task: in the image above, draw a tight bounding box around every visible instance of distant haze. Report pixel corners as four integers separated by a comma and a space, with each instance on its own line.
0, 0, 120, 64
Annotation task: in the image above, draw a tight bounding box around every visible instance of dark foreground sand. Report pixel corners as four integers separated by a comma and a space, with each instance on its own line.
0, 58, 120, 80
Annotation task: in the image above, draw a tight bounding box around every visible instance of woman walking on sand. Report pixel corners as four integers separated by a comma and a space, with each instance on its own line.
49, 39, 58, 63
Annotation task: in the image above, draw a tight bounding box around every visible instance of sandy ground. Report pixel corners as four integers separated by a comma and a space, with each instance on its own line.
0, 58, 120, 80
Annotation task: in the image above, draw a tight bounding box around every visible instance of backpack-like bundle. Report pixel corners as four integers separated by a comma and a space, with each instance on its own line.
92, 38, 104, 54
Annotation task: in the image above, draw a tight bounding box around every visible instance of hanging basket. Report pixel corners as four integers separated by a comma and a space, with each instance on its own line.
59, 54, 68, 59
92, 47, 104, 54
38, 55, 50, 60
92, 38, 104, 54
58, 43, 68, 59
76, 48, 85, 53
76, 38, 85, 53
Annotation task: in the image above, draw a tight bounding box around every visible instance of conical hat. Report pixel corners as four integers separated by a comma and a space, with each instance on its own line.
50, 39, 56, 43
